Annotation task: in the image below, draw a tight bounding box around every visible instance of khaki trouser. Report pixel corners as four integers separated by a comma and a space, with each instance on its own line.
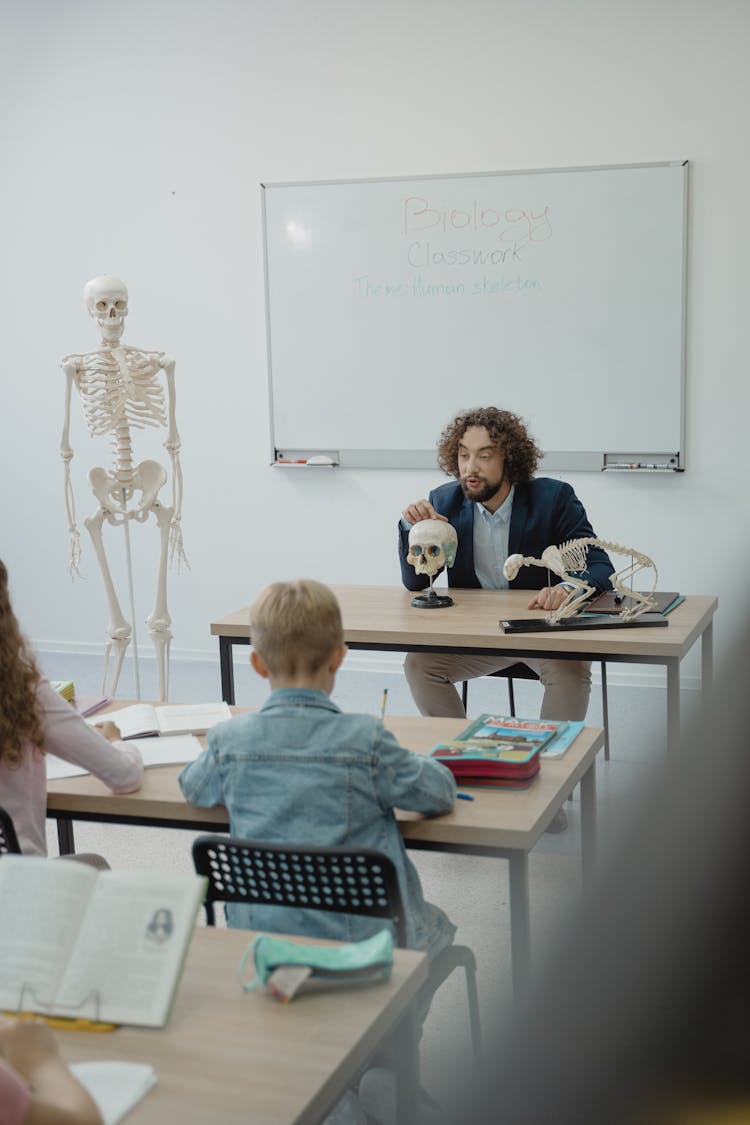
404, 651, 592, 720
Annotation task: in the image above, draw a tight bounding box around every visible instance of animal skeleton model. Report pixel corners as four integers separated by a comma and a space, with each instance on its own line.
503, 539, 658, 625
60, 276, 187, 700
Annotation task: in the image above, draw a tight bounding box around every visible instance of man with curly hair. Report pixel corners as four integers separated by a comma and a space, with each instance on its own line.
398, 407, 614, 726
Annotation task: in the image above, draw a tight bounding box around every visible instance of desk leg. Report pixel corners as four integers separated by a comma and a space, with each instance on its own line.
394, 1006, 420, 1125
508, 851, 530, 1000
600, 662, 610, 762
219, 638, 236, 705
57, 818, 76, 855
666, 659, 680, 760
580, 762, 597, 889
702, 619, 714, 698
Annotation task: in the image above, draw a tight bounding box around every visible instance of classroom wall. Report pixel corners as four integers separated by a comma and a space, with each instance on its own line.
1, 0, 747, 679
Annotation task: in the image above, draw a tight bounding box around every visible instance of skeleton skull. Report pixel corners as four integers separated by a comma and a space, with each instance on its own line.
407, 519, 458, 577
83, 275, 129, 332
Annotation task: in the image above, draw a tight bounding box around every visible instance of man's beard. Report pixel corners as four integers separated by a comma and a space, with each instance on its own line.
460, 475, 505, 504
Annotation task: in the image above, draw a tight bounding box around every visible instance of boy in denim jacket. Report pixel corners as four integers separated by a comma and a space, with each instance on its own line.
179, 578, 457, 957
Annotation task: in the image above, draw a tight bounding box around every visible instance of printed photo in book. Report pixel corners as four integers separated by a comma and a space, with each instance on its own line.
0, 856, 206, 1028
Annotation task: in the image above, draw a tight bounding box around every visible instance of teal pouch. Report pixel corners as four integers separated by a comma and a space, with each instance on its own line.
238, 929, 394, 1000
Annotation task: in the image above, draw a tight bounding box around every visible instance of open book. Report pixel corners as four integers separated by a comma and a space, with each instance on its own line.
0, 857, 206, 1028
100, 701, 232, 739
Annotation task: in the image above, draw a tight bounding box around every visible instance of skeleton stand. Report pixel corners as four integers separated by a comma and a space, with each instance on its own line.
411, 577, 453, 609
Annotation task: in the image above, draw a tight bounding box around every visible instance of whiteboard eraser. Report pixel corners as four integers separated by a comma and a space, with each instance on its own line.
306, 455, 337, 466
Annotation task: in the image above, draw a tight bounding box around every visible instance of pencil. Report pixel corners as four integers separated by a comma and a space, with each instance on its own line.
380, 688, 388, 719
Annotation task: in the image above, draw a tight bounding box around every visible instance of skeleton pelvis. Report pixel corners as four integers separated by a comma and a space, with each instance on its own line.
89, 460, 167, 518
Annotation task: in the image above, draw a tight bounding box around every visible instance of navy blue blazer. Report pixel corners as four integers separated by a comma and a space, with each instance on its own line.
398, 478, 614, 593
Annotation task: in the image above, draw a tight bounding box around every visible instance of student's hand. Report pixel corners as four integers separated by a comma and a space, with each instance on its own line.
95, 720, 122, 742
0, 1016, 103, 1124
0, 1016, 61, 1076
528, 586, 570, 611
402, 499, 449, 525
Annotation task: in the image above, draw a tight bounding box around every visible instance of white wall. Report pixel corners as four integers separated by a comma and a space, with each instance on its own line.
1, 0, 747, 670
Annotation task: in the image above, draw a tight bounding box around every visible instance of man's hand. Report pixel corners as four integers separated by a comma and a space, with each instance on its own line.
401, 499, 449, 525
528, 586, 570, 612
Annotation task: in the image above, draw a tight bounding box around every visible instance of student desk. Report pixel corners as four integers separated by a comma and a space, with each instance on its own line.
58, 926, 428, 1125
47, 715, 604, 990
211, 586, 717, 756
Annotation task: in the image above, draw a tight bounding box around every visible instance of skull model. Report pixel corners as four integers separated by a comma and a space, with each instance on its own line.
83, 275, 129, 336
407, 519, 458, 577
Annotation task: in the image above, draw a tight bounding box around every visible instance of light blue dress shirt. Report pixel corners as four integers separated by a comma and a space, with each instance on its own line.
473, 486, 515, 589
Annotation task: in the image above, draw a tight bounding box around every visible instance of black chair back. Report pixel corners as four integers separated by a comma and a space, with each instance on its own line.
192, 836, 407, 944
0, 806, 21, 855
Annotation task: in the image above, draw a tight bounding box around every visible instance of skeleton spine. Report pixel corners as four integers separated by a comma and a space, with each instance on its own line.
113, 421, 134, 484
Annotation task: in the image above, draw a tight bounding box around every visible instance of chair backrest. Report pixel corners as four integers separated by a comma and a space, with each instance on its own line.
192, 836, 407, 945
0, 806, 21, 856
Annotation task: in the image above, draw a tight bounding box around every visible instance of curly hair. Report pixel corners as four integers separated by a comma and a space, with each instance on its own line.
0, 559, 44, 767
437, 407, 541, 484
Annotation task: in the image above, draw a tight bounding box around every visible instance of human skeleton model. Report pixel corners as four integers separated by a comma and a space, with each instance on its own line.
60, 276, 187, 700
504, 539, 658, 625
407, 519, 458, 608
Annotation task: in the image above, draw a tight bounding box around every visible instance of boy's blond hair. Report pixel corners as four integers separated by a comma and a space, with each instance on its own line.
250, 579, 344, 677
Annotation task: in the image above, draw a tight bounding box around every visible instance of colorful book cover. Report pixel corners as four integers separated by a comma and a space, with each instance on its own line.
431, 714, 582, 767
50, 679, 76, 703
454, 714, 566, 752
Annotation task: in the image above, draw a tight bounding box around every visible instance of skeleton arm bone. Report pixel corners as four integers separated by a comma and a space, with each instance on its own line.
60, 358, 82, 576
160, 356, 189, 569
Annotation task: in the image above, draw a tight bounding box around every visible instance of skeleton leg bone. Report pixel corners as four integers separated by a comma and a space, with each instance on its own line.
84, 508, 131, 696
147, 501, 174, 702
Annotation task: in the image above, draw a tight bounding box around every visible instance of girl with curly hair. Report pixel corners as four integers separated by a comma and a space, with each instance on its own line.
0, 559, 143, 855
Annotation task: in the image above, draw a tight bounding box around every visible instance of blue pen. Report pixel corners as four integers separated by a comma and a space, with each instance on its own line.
456, 792, 474, 801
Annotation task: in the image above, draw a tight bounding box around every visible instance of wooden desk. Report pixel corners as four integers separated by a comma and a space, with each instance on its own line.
58, 926, 427, 1125
211, 585, 717, 756
47, 715, 604, 991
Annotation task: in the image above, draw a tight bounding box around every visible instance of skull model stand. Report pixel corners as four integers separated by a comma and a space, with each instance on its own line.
407, 519, 458, 608
60, 276, 188, 701
503, 539, 658, 625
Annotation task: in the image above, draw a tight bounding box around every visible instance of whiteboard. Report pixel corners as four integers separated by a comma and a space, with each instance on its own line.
262, 162, 687, 471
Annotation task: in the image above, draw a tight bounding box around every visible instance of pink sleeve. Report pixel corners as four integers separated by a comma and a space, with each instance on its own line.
0, 1059, 30, 1125
38, 680, 144, 793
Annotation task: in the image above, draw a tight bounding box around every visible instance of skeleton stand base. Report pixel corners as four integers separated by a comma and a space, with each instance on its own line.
411, 587, 454, 609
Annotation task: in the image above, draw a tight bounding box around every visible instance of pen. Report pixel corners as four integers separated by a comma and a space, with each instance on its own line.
380, 688, 388, 720
456, 792, 474, 801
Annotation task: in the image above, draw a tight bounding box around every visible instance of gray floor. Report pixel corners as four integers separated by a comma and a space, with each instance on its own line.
39, 649, 676, 1109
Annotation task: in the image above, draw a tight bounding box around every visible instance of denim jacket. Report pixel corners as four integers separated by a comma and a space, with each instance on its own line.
179, 688, 456, 956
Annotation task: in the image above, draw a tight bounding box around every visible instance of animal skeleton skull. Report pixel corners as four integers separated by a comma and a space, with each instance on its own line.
60, 276, 187, 701
407, 519, 458, 577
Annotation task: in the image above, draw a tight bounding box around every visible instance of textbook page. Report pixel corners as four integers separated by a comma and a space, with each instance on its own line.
55, 870, 206, 1027
153, 702, 232, 735
101, 702, 231, 739
128, 735, 202, 767
0, 857, 97, 1013
47, 735, 202, 778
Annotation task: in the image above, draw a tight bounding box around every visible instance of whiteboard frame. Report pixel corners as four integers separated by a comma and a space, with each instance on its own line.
262, 160, 688, 472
